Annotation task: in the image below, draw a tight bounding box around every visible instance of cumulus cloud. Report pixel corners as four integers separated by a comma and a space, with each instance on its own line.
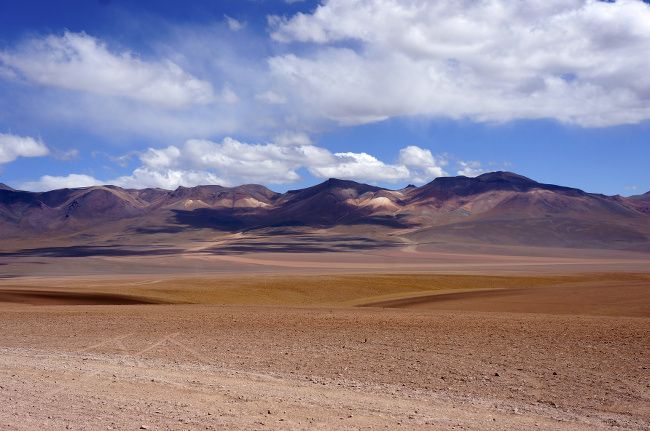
112, 167, 224, 190
398, 146, 446, 182
19, 137, 448, 191
108, 137, 446, 188
0, 31, 214, 108
0, 133, 49, 164
3, 2, 650, 149
457, 161, 485, 177
309, 145, 447, 183
140, 137, 331, 184
0, 28, 291, 140
269, 0, 650, 127
309, 152, 410, 182
19, 174, 101, 191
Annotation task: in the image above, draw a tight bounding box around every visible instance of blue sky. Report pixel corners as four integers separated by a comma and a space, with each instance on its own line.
0, 0, 648, 195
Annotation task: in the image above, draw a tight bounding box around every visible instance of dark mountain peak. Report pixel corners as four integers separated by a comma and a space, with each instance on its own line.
169, 185, 226, 199
629, 191, 650, 202
475, 171, 537, 185
3, 172, 650, 249
0, 183, 15, 191
163, 184, 279, 210
414, 171, 578, 201
174, 184, 225, 192
32, 185, 125, 208
170, 184, 277, 200
232, 183, 277, 194
322, 178, 377, 189
287, 178, 381, 197
281, 178, 383, 208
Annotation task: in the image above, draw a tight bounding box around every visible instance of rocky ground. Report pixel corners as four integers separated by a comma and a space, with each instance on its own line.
1, 303, 648, 430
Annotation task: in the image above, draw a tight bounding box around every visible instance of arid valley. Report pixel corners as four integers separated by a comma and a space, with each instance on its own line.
1, 172, 649, 430
2, 1, 650, 427
1, 249, 649, 430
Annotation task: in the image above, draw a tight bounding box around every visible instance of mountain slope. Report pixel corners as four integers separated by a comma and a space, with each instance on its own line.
1, 172, 649, 251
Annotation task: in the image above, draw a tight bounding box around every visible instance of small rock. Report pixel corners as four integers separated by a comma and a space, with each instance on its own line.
494, 372, 500, 377
140, 426, 148, 430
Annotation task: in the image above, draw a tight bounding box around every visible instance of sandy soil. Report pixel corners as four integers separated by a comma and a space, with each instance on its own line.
2, 272, 649, 308
0, 303, 648, 431
2, 242, 650, 278
1, 248, 649, 430
362, 278, 650, 317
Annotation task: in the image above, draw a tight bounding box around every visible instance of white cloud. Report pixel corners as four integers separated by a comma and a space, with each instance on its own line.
269, 0, 650, 127
99, 137, 324, 188
0, 28, 292, 140
225, 16, 245, 31
309, 152, 410, 182
457, 161, 485, 177
3, 2, 649, 151
16, 136, 452, 191
139, 146, 182, 169
19, 138, 445, 191
398, 146, 446, 182
112, 167, 224, 190
309, 145, 446, 183
179, 137, 326, 183
107, 138, 446, 188
0, 133, 49, 164
0, 31, 214, 108
19, 174, 101, 191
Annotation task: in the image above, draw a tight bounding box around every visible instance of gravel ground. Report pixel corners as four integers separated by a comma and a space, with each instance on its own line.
1, 303, 648, 430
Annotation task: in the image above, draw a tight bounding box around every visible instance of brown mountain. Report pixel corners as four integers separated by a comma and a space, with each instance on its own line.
1, 172, 649, 251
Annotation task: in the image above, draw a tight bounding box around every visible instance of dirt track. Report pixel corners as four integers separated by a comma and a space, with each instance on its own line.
1, 300, 649, 430
1, 247, 649, 430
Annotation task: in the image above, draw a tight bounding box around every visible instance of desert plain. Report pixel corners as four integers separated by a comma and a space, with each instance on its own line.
0, 240, 649, 431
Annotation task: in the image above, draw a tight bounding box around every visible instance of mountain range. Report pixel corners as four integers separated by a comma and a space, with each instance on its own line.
1, 172, 649, 251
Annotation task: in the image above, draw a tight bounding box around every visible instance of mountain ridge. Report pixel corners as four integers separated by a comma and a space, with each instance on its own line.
2, 172, 649, 251
0, 172, 637, 197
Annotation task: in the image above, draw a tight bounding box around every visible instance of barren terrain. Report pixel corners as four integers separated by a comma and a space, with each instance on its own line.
1, 246, 649, 430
